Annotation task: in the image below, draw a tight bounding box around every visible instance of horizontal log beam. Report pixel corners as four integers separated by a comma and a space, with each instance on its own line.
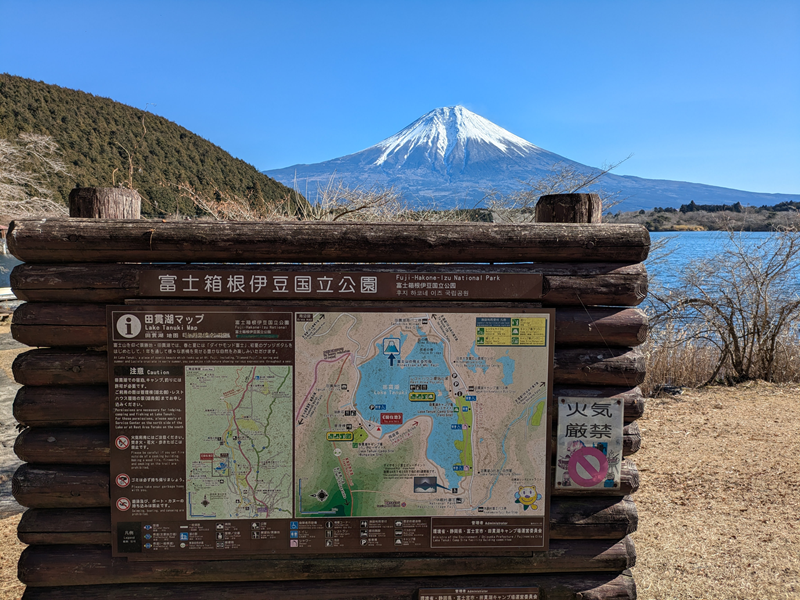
15, 427, 110, 464
8, 219, 650, 264
12, 423, 642, 465
555, 309, 647, 348
12, 464, 110, 508
12, 303, 648, 349
10, 262, 648, 307
18, 538, 636, 585
13, 350, 107, 386
12, 347, 645, 387
18, 508, 111, 545
553, 348, 645, 387
19, 571, 637, 600
12, 461, 639, 509
14, 385, 645, 428
14, 386, 110, 427
12, 325, 106, 348
17, 498, 637, 545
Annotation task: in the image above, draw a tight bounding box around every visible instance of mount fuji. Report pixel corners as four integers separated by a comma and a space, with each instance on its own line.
264, 106, 799, 212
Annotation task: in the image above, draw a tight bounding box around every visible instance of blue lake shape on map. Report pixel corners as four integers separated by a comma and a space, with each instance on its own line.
463, 341, 489, 374
355, 331, 464, 486
497, 352, 516, 386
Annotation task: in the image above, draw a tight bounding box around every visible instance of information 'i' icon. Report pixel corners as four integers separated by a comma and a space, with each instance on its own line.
116, 314, 142, 338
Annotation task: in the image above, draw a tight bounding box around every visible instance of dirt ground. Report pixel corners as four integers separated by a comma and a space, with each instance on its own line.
633, 383, 800, 599
0, 321, 24, 600
0, 360, 797, 598
0, 515, 23, 600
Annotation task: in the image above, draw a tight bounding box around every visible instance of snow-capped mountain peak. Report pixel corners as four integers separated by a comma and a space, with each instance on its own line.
372, 105, 540, 167
264, 106, 800, 211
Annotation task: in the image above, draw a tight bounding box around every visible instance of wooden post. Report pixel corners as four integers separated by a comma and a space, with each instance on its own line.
68, 188, 141, 219
536, 193, 602, 224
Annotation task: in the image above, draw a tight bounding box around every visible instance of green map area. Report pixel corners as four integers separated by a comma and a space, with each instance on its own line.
184, 365, 293, 520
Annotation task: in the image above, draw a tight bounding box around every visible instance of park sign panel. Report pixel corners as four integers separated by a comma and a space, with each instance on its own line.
109, 304, 554, 559
138, 270, 544, 301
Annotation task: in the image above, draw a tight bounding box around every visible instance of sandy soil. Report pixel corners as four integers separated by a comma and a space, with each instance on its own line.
633, 383, 800, 599
0, 330, 796, 599
0, 322, 25, 600
0, 515, 23, 600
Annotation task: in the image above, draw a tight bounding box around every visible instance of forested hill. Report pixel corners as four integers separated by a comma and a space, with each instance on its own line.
0, 74, 303, 216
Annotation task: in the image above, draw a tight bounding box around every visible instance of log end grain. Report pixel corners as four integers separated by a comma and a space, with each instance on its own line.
68, 188, 141, 220
535, 193, 602, 224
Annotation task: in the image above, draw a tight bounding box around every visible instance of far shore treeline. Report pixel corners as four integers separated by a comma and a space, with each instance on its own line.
606, 200, 800, 231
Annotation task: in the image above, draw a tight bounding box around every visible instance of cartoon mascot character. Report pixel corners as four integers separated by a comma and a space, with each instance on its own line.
514, 485, 541, 510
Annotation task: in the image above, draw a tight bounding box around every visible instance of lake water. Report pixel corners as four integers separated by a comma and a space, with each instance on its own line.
0, 255, 22, 288
355, 331, 467, 490
647, 231, 781, 290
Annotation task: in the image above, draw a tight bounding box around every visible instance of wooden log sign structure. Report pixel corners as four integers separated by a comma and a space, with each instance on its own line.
8, 190, 649, 600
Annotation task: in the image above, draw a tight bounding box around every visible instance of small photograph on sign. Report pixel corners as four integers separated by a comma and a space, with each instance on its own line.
413, 477, 438, 493
555, 396, 624, 490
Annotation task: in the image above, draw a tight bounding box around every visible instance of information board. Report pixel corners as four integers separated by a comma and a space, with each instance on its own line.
109, 305, 553, 558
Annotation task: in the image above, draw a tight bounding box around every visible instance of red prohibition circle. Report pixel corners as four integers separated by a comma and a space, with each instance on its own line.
567, 447, 609, 487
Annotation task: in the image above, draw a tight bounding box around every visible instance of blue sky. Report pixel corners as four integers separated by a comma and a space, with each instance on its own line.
2, 0, 798, 194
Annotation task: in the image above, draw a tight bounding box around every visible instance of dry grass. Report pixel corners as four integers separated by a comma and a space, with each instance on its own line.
642, 325, 800, 395
633, 381, 800, 599
0, 514, 23, 600
643, 336, 722, 393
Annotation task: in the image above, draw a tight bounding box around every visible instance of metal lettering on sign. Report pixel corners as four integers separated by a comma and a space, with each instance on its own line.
138, 271, 543, 301
108, 306, 554, 559
555, 396, 624, 490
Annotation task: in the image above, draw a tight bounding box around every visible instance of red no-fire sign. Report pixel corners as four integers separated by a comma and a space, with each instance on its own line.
567, 447, 609, 487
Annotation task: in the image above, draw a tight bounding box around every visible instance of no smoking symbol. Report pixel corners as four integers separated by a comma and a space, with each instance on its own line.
116, 473, 130, 488
116, 497, 131, 512
568, 447, 609, 487
115, 436, 130, 451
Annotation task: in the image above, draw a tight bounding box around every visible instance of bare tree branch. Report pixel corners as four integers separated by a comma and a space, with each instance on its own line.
480, 156, 631, 223
651, 228, 800, 383
0, 133, 70, 218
